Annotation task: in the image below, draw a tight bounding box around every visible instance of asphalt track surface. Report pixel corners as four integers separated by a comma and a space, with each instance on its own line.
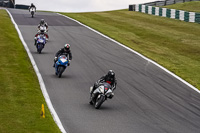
9, 9, 200, 133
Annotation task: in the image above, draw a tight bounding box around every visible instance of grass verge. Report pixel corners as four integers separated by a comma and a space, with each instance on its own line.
60, 9, 200, 90
163, 1, 200, 12
0, 10, 60, 133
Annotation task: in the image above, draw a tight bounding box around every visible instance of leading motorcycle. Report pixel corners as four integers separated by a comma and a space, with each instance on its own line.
55, 55, 69, 78
89, 82, 114, 109
29, 7, 36, 18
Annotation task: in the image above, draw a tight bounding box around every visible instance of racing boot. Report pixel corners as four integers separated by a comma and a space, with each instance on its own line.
108, 92, 114, 99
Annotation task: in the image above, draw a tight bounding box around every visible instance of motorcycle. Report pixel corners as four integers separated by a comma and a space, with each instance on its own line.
55, 55, 69, 78
29, 7, 36, 18
35, 34, 46, 54
89, 82, 114, 109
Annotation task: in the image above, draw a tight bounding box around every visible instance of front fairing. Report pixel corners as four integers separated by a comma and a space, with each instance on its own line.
55, 55, 68, 68
94, 82, 112, 95
37, 36, 46, 44
30, 8, 35, 12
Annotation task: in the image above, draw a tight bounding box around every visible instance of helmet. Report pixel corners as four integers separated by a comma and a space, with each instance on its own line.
64, 44, 70, 50
40, 19, 45, 25
107, 70, 115, 79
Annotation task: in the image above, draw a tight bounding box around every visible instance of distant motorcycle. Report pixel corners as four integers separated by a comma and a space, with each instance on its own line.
89, 82, 113, 109
35, 34, 46, 54
55, 55, 70, 78
29, 7, 36, 18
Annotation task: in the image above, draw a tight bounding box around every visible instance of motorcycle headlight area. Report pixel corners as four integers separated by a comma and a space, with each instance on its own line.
38, 39, 44, 43
60, 58, 67, 63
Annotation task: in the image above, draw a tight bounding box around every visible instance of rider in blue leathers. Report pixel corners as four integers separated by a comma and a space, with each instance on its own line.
53, 44, 72, 67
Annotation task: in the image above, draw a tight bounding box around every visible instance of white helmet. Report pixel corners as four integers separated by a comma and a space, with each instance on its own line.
64, 44, 70, 50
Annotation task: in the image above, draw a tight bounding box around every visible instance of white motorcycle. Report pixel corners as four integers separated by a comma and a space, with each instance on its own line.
29, 7, 36, 18
89, 82, 114, 109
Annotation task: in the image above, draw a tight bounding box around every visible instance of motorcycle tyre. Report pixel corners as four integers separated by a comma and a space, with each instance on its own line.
58, 66, 65, 78
37, 48, 42, 54
89, 96, 93, 105
31, 11, 34, 18
37, 44, 43, 54
95, 95, 104, 109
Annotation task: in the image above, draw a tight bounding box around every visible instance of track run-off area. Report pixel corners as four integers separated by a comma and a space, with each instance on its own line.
8, 9, 200, 133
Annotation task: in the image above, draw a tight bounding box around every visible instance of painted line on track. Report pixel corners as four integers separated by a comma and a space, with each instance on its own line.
57, 13, 200, 94
6, 9, 67, 133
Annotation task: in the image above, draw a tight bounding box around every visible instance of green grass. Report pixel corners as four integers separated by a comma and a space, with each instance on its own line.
163, 1, 200, 12
0, 10, 60, 133
60, 9, 200, 90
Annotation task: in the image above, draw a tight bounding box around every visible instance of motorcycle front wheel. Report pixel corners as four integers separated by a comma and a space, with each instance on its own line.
58, 66, 65, 78
95, 95, 104, 109
31, 11, 34, 18
37, 44, 43, 54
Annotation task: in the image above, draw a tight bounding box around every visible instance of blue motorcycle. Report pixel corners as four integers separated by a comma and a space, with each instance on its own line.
36, 34, 46, 54
55, 55, 69, 78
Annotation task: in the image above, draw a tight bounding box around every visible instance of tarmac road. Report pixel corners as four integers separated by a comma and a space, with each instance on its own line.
8, 9, 200, 133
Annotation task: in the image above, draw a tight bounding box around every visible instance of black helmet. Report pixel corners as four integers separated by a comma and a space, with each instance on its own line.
64, 44, 70, 50
107, 70, 115, 79
40, 19, 45, 24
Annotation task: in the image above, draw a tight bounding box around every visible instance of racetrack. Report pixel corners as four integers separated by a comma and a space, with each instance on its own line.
8, 9, 200, 133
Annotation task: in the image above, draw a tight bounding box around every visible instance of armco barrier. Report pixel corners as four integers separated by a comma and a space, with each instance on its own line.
130, 4, 200, 24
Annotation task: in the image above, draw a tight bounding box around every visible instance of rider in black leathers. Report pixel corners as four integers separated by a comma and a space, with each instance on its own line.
29, 3, 36, 11
91, 70, 117, 99
53, 44, 72, 67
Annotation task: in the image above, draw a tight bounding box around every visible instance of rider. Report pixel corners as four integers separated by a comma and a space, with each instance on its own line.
34, 29, 46, 46
91, 70, 117, 99
29, 3, 36, 11
53, 44, 72, 67
38, 19, 48, 30
34, 19, 49, 45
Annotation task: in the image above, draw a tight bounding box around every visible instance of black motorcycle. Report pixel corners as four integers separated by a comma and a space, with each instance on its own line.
89, 82, 113, 109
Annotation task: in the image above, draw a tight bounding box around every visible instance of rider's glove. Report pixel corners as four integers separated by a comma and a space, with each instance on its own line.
68, 60, 70, 66
54, 57, 57, 61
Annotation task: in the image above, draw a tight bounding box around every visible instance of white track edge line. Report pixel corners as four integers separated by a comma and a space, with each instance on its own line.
57, 13, 200, 94
6, 9, 67, 133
